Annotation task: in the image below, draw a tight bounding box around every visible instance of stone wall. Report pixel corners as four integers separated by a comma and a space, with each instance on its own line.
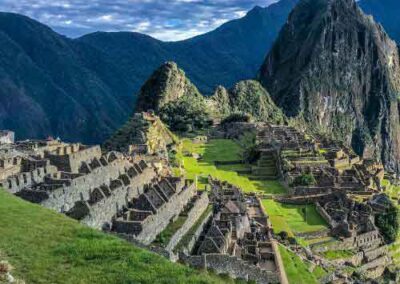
182, 253, 280, 284
24, 158, 135, 212
116, 182, 197, 245
46, 145, 102, 172
2, 165, 58, 194
78, 167, 156, 229
313, 230, 382, 252
183, 209, 213, 254
315, 202, 336, 228
165, 192, 209, 251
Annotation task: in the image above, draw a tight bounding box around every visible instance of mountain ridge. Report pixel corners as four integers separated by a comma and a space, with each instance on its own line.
259, 0, 400, 171
1, 0, 400, 144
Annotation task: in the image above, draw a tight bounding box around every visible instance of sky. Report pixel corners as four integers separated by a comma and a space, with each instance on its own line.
0, 0, 278, 41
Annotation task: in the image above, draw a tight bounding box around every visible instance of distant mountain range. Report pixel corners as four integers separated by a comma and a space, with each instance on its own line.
0, 0, 399, 143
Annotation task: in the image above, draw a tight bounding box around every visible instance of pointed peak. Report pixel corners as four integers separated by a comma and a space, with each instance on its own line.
135, 61, 200, 113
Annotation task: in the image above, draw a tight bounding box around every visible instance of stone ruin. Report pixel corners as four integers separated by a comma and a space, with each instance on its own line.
0, 135, 204, 249
104, 112, 176, 157
0, 130, 14, 145
217, 122, 395, 280
112, 177, 197, 245
181, 178, 288, 284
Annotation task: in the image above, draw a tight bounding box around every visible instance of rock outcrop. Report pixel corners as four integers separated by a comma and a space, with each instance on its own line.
259, 0, 400, 172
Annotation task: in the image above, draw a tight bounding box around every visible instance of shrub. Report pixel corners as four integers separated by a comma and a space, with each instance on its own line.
292, 173, 317, 187
375, 200, 399, 244
221, 112, 252, 125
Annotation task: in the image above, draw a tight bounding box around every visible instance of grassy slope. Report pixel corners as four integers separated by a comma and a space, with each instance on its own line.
0, 189, 236, 284
278, 245, 325, 284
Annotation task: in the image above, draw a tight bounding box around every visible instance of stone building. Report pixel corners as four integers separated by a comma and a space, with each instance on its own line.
0, 131, 14, 144
183, 178, 287, 284
113, 178, 197, 245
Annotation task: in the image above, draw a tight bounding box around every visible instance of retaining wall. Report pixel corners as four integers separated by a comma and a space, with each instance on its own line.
166, 192, 209, 251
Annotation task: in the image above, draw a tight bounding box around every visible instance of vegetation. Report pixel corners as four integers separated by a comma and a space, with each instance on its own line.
228, 80, 286, 124
237, 131, 259, 163
174, 205, 213, 252
174, 138, 286, 194
278, 244, 326, 284
0, 189, 237, 284
160, 94, 213, 133
221, 113, 252, 125
291, 173, 317, 187
322, 250, 354, 260
321, 250, 355, 260
375, 200, 399, 243
154, 216, 188, 247
262, 200, 328, 237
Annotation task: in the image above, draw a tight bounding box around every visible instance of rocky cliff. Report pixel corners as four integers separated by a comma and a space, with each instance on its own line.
259, 0, 400, 171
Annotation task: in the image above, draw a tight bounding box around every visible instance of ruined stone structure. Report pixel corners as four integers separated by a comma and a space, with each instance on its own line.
104, 112, 176, 157
183, 178, 288, 284
218, 122, 395, 279
113, 178, 197, 245
0, 131, 14, 144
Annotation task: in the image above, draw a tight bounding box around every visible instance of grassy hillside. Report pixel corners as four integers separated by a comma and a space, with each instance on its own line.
279, 245, 326, 284
0, 189, 237, 284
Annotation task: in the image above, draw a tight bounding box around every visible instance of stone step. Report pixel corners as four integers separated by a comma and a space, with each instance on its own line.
248, 175, 277, 181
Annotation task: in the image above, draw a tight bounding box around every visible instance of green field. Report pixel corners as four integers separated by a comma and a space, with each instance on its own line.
0, 189, 239, 284
321, 250, 355, 260
175, 139, 287, 194
279, 245, 327, 284
262, 200, 328, 237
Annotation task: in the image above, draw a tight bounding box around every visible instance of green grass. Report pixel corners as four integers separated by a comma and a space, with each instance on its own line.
175, 139, 286, 194
383, 179, 400, 199
153, 216, 188, 247
0, 189, 239, 284
321, 250, 355, 260
279, 244, 326, 284
175, 205, 213, 252
262, 200, 328, 237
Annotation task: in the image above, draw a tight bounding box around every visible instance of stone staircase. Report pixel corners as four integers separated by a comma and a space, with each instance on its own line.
250, 151, 278, 180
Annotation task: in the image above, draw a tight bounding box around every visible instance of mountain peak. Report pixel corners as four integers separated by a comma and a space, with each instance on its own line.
259, 0, 400, 171
135, 62, 201, 113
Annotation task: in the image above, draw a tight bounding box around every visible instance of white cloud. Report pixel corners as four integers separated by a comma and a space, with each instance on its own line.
0, 0, 279, 41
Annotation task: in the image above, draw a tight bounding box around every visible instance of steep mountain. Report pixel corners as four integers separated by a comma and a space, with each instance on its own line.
359, 0, 400, 44
78, 0, 299, 95
0, 12, 133, 144
136, 62, 212, 133
135, 62, 202, 112
3, 0, 400, 144
259, 0, 400, 171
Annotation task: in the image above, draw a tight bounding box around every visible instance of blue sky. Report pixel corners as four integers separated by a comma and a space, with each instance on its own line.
0, 0, 278, 41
